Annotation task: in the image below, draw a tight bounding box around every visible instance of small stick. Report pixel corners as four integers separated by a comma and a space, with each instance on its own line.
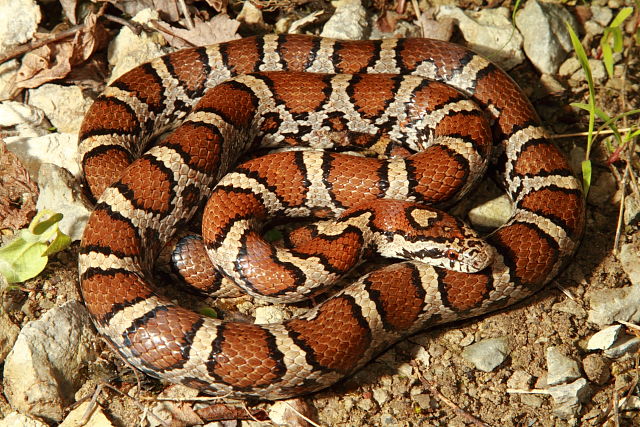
177, 0, 195, 30
151, 20, 198, 47
0, 24, 85, 65
103, 13, 144, 35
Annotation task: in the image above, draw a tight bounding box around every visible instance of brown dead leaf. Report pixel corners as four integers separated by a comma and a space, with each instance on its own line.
15, 12, 108, 89
204, 0, 229, 13
0, 139, 38, 233
114, 0, 181, 23
60, 0, 79, 25
195, 403, 269, 422
157, 14, 240, 49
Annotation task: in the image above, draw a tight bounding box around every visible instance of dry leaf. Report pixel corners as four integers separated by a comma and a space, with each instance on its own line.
60, 0, 78, 24
0, 139, 38, 233
158, 14, 240, 49
114, 0, 181, 23
204, 0, 229, 13
15, 12, 107, 89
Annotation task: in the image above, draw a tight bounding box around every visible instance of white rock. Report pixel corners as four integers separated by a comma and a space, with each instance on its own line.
0, 412, 48, 427
0, 59, 20, 101
468, 194, 512, 229
0, 0, 41, 51
0, 312, 20, 363
59, 401, 114, 427
321, 0, 368, 40
545, 346, 581, 386
414, 346, 430, 367
515, 0, 578, 75
28, 84, 93, 134
5, 132, 80, 180
36, 163, 92, 241
586, 324, 624, 350
619, 240, 640, 286
587, 285, 640, 326
254, 305, 287, 324
461, 337, 510, 372
107, 8, 168, 83
0, 101, 45, 127
436, 6, 524, 70
3, 301, 98, 422
373, 387, 389, 405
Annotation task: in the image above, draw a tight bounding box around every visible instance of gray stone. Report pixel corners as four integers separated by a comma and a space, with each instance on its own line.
36, 163, 92, 241
321, 0, 368, 40
436, 6, 524, 70
623, 194, 640, 225
587, 285, 640, 325
559, 57, 581, 77
0, 59, 20, 101
5, 132, 80, 181
603, 335, 640, 358
571, 58, 607, 83
461, 337, 510, 372
546, 346, 582, 386
0, 312, 20, 363
28, 84, 93, 134
591, 5, 613, 26
548, 378, 590, 419
619, 240, 640, 285
3, 301, 98, 422
515, 0, 578, 74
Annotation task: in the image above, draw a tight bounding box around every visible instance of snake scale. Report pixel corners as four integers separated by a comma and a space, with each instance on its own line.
78, 34, 585, 400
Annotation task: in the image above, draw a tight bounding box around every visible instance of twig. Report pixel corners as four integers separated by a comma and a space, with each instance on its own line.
150, 20, 198, 47
612, 163, 630, 254
618, 319, 640, 331
177, 0, 195, 30
283, 400, 321, 427
549, 127, 637, 139
0, 24, 85, 65
103, 13, 144, 35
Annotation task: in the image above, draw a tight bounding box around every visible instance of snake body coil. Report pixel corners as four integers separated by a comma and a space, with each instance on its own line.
78, 35, 585, 399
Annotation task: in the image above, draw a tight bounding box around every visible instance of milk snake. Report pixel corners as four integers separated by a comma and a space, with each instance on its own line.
78, 34, 585, 399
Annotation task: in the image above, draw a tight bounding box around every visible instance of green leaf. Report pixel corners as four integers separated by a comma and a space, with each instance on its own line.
199, 307, 218, 318
610, 7, 633, 28
601, 41, 614, 77
0, 210, 71, 284
581, 159, 592, 195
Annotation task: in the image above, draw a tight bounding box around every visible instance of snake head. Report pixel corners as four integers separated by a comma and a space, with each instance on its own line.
368, 201, 495, 273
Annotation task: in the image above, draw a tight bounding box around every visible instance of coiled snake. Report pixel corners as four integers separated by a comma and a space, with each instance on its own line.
78, 35, 585, 399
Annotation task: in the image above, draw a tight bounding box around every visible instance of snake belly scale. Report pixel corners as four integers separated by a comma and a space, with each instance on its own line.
78, 34, 585, 399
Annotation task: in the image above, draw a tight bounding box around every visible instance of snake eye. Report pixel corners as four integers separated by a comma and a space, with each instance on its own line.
445, 250, 459, 261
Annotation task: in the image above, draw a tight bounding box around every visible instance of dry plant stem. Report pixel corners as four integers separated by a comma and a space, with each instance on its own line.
549, 127, 638, 140
410, 0, 425, 36
612, 163, 629, 253
413, 364, 490, 427
177, 0, 195, 30
150, 20, 198, 47
283, 401, 321, 427
103, 13, 143, 35
0, 24, 85, 65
